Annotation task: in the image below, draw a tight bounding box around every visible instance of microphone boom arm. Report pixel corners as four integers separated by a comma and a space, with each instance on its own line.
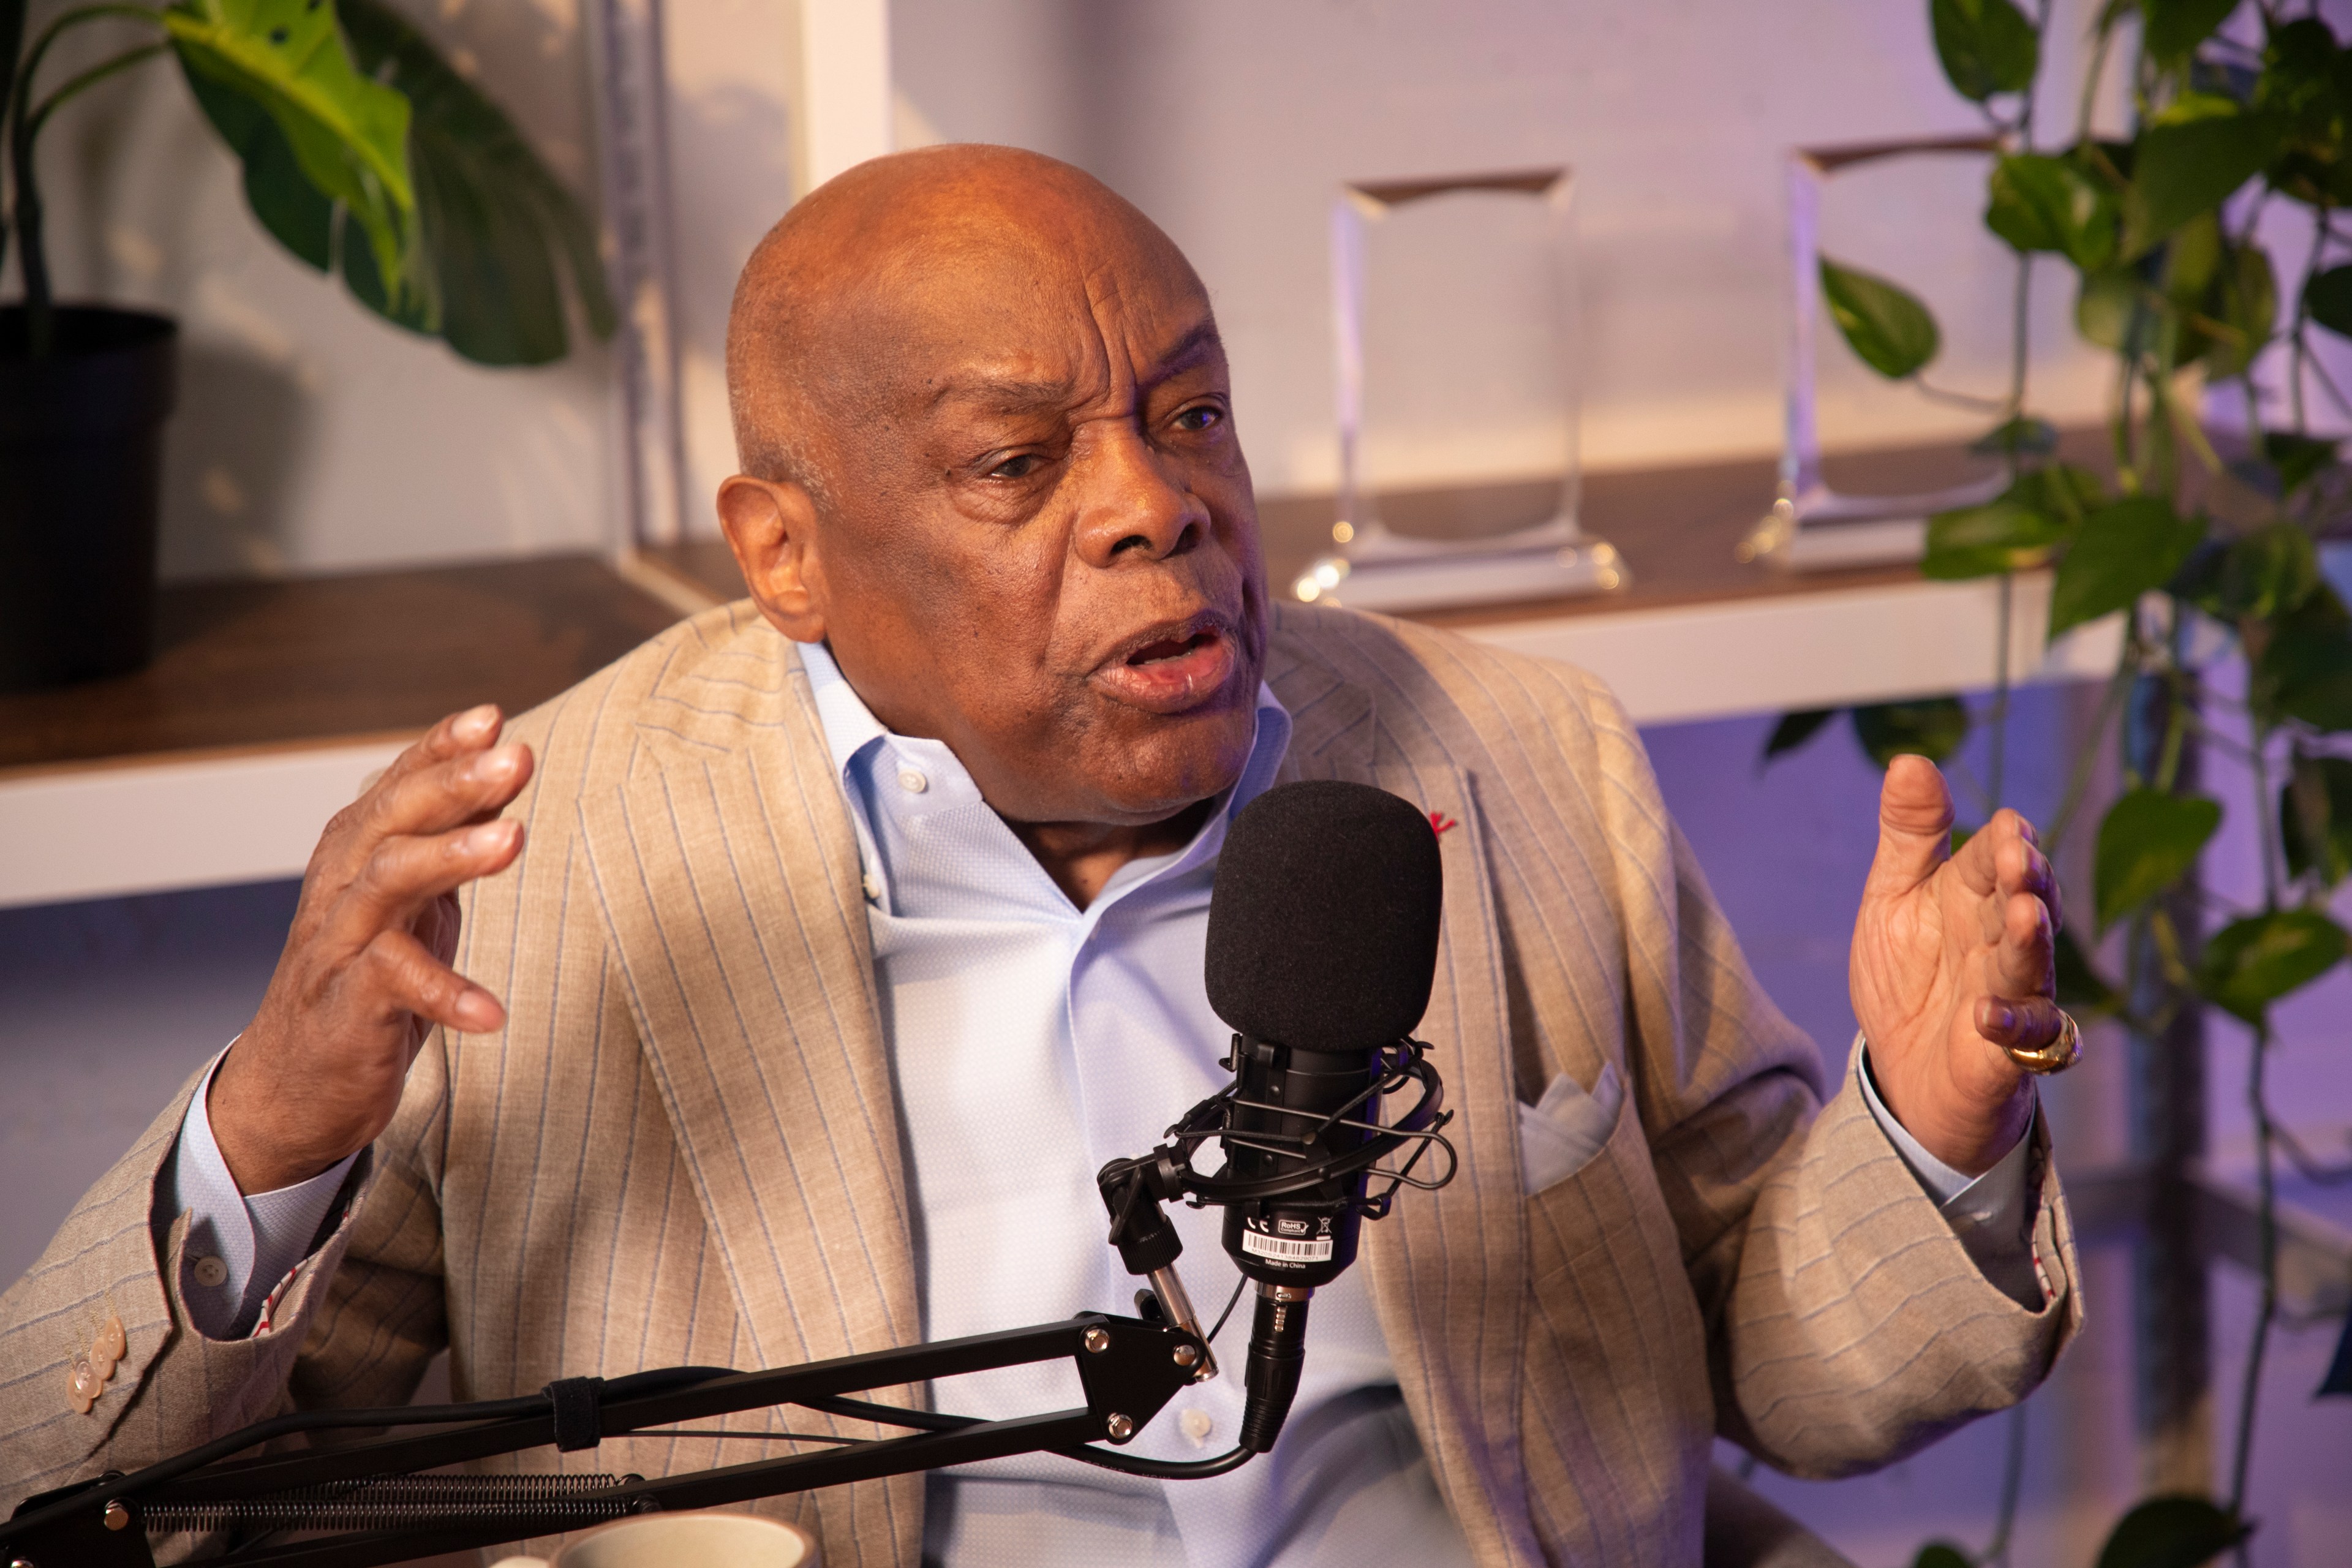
1, 1313, 1218, 1568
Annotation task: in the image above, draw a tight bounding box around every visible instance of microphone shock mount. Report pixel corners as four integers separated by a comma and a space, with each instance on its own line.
1095, 1031, 1458, 1453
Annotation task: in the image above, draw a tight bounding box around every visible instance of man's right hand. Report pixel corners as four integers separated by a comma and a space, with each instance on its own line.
208, 705, 535, 1195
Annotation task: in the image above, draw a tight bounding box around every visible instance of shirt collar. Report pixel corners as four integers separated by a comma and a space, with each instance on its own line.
795, 637, 1292, 884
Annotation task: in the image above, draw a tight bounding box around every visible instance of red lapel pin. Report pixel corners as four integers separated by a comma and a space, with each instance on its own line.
1428, 810, 1458, 837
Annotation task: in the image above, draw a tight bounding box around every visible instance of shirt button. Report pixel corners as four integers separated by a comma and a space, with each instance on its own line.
897, 769, 928, 794
1178, 1408, 1214, 1448
190, 1256, 230, 1289
861, 873, 882, 902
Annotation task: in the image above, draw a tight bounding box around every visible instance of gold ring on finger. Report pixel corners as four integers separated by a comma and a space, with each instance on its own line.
2003, 1008, 2081, 1076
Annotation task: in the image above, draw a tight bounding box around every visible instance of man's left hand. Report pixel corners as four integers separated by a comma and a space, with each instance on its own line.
1850, 755, 2066, 1176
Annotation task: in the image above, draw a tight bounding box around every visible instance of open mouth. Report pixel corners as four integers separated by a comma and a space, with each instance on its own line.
1094, 616, 1239, 714
1126, 629, 1222, 666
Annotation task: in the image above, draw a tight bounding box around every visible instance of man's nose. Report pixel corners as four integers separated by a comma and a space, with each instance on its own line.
1072, 423, 1209, 567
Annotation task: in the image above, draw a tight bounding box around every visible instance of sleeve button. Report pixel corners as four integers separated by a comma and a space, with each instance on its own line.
69, 1354, 102, 1409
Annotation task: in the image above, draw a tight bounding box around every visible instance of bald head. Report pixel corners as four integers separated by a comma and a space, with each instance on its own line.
725, 145, 1205, 505
712, 142, 1265, 859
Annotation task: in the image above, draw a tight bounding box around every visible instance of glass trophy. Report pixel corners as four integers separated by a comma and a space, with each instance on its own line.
1740, 135, 2013, 571
1294, 168, 1624, 612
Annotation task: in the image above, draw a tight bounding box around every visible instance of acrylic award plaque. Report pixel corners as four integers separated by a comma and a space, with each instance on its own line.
1741, 135, 2012, 571
1295, 168, 1624, 612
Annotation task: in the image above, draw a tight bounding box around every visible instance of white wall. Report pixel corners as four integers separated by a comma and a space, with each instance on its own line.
664, 0, 802, 535
11, 0, 622, 579
889, 0, 2124, 498
9, 0, 2144, 560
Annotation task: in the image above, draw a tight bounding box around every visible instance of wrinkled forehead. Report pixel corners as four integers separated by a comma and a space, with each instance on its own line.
847, 200, 1219, 415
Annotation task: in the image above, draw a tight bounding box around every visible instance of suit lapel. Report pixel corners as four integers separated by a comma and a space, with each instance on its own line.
1275, 648, 1539, 1564
575, 626, 918, 1373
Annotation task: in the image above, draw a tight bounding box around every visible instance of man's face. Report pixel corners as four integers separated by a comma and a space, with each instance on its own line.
752, 206, 1268, 828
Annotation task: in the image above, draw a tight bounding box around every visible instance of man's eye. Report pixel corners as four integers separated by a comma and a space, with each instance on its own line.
1174, 405, 1224, 432
988, 453, 1044, 479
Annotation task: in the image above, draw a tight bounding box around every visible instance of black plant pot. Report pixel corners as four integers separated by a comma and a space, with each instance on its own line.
0, 305, 179, 692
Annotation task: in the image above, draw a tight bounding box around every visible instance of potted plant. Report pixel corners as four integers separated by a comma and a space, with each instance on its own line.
1768, 1, 2352, 1562
0, 0, 613, 691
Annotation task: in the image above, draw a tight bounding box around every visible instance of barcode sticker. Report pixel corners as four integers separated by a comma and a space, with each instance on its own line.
1240, 1230, 1334, 1262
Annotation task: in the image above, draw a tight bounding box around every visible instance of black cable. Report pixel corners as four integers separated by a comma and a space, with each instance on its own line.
1055, 1443, 1255, 1479
1204, 1274, 1248, 1344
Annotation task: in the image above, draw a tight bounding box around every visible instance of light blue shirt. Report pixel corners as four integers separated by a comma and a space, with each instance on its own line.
797, 638, 1469, 1568
163, 640, 2040, 1566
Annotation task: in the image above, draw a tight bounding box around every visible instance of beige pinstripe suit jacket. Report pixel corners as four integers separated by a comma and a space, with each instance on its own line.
2, 601, 2081, 1566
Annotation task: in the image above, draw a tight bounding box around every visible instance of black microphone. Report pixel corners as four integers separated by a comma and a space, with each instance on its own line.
1204, 779, 1444, 1452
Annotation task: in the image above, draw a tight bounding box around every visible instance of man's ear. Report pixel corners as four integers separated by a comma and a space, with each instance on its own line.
717, 474, 827, 642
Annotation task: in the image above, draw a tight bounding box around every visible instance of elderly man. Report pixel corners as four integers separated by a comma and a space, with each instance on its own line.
2, 147, 2079, 1568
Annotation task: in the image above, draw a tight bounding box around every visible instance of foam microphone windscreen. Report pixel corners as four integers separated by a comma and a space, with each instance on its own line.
1205, 780, 1445, 1052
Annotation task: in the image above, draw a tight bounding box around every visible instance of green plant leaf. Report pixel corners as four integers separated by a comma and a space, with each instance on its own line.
2122, 111, 2281, 258
2200, 521, 2324, 622
2095, 1495, 2248, 1568
2094, 788, 2223, 931
2321, 1311, 2352, 1396
1923, 463, 2101, 578
2077, 267, 2144, 349
2201, 241, 2275, 378
2279, 752, 2352, 886
2055, 925, 2123, 1016
2258, 590, 2352, 731
1762, 709, 1837, 766
2152, 90, 2250, 130
338, 204, 432, 334
2049, 497, 2206, 637
2262, 431, 2340, 497
1922, 502, 2060, 578
2304, 263, 2352, 338
164, 0, 418, 304
179, 54, 333, 270
1986, 152, 2120, 270
1852, 698, 1970, 768
2141, 0, 2242, 65
337, 0, 617, 364
2197, 908, 2349, 1023
2259, 21, 2352, 208
2020, 461, 2107, 521
1972, 415, 2060, 456
1910, 1545, 1972, 1568
1819, 257, 1940, 379
2256, 17, 2339, 135
1931, 0, 2039, 102
2160, 209, 2225, 305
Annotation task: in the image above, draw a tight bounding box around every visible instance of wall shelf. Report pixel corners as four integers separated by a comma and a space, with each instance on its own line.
0, 439, 2118, 908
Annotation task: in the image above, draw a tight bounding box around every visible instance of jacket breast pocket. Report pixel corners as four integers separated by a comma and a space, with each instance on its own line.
1519, 1061, 1624, 1197
1523, 1074, 1646, 1289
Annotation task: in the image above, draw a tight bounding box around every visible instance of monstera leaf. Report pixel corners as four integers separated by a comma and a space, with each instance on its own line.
164, 0, 417, 303
337, 0, 616, 364
170, 0, 609, 365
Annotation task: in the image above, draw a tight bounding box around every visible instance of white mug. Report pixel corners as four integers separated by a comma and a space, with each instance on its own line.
489, 1510, 819, 1568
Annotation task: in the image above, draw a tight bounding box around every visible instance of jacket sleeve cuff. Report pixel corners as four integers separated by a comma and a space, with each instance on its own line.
1855, 1037, 2042, 1307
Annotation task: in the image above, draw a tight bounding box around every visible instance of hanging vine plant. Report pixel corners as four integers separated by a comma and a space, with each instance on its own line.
1768, 1, 2352, 1564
